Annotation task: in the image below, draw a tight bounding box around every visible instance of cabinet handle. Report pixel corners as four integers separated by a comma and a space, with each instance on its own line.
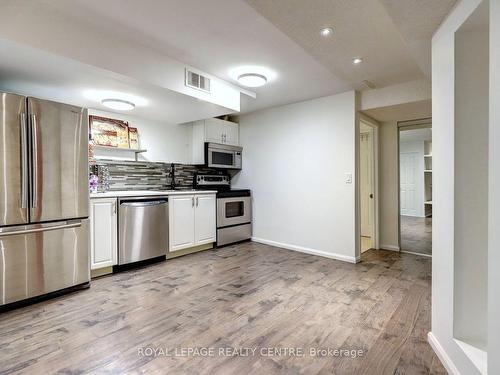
113, 202, 117, 214
192, 197, 195, 207
196, 197, 199, 207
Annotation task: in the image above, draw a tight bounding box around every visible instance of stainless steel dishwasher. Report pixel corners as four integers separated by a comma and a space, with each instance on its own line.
118, 197, 169, 265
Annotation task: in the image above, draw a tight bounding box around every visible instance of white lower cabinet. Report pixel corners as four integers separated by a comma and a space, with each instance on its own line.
194, 195, 217, 244
169, 194, 216, 252
90, 198, 118, 270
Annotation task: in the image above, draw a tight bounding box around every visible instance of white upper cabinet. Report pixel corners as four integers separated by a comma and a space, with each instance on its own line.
90, 198, 118, 270
192, 118, 239, 164
169, 193, 216, 252
223, 121, 239, 146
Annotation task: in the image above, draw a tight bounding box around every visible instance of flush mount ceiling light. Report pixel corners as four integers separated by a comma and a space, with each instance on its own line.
237, 73, 268, 88
229, 66, 277, 88
320, 27, 334, 37
101, 98, 135, 111
352, 57, 364, 65
84, 90, 148, 108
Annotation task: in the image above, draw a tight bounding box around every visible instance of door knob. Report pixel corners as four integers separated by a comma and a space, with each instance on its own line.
369, 194, 374, 199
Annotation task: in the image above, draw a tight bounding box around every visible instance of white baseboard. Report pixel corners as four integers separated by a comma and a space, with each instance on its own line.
401, 250, 432, 258
428, 332, 460, 375
380, 244, 400, 252
251, 237, 359, 264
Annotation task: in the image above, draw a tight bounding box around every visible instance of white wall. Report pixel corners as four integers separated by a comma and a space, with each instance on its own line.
489, 0, 500, 373
454, 22, 488, 350
89, 109, 192, 164
399, 140, 425, 218
430, 1, 487, 374
232, 91, 358, 263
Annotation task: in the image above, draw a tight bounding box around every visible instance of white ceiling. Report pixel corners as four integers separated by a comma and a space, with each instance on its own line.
0, 0, 455, 120
362, 99, 431, 122
40, 0, 352, 114
244, 0, 456, 88
0, 39, 231, 123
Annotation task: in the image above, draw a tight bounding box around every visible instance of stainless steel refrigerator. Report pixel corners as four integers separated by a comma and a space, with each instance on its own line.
0, 92, 90, 307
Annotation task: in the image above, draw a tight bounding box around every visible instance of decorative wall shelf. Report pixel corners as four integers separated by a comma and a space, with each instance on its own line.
93, 145, 147, 161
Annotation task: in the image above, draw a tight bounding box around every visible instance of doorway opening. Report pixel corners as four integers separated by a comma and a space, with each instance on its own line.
398, 119, 432, 257
360, 120, 378, 253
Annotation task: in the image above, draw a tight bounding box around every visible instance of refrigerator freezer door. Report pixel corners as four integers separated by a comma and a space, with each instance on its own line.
28, 98, 89, 223
0, 219, 90, 306
0, 93, 29, 226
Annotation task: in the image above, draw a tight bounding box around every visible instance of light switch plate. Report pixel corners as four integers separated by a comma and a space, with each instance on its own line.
345, 173, 353, 184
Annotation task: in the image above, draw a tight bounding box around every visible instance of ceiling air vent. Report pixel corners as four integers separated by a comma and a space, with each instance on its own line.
185, 68, 211, 93
360, 80, 377, 90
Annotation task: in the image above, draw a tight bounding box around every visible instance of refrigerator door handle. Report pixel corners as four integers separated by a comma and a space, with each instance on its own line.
0, 221, 82, 237
30, 113, 38, 208
20, 113, 28, 209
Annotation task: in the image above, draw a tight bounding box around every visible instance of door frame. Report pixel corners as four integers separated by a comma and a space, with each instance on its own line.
397, 118, 432, 250
360, 125, 375, 240
357, 116, 380, 255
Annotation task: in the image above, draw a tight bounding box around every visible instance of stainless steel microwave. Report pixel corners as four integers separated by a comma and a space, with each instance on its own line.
205, 142, 242, 169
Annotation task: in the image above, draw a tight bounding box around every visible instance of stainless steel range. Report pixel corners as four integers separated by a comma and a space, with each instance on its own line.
194, 174, 252, 246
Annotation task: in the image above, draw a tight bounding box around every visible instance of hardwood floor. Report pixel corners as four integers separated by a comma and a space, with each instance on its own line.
0, 242, 445, 374
401, 216, 432, 256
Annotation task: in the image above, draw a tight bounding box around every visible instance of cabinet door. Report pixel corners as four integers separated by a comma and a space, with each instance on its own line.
194, 194, 216, 245
223, 122, 239, 146
90, 198, 117, 270
204, 119, 224, 144
169, 195, 196, 251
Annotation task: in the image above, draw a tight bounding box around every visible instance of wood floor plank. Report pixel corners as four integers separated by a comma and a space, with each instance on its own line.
0, 243, 445, 375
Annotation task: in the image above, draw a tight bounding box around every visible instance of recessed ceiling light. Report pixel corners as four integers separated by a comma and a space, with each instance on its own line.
101, 99, 135, 111
352, 57, 363, 65
237, 73, 268, 88
320, 27, 334, 37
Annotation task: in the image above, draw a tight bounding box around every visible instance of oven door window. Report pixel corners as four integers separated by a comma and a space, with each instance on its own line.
212, 151, 234, 166
225, 201, 244, 218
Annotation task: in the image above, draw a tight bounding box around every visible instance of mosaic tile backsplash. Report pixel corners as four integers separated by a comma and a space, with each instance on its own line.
91, 160, 223, 192
172, 164, 225, 189
92, 160, 171, 191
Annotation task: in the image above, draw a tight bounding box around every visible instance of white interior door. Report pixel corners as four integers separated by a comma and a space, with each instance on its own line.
360, 132, 374, 237
400, 152, 418, 216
